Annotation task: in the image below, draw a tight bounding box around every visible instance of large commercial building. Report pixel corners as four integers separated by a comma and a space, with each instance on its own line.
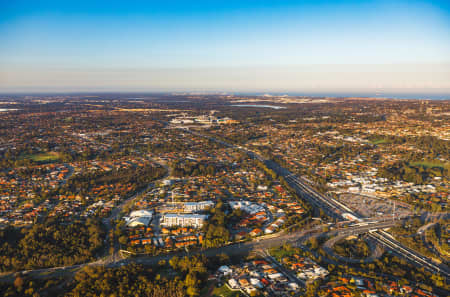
125, 209, 153, 227
229, 200, 265, 215
161, 213, 208, 228
184, 201, 214, 212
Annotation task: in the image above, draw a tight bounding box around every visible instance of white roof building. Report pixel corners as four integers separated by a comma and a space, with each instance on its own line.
250, 278, 263, 288
127, 216, 152, 227
125, 209, 153, 227
229, 200, 265, 215
184, 201, 214, 212
161, 213, 208, 228
228, 279, 239, 289
268, 273, 283, 280
129, 209, 152, 218
218, 265, 233, 276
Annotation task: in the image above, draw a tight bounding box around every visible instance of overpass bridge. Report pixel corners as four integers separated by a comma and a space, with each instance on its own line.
181, 128, 450, 280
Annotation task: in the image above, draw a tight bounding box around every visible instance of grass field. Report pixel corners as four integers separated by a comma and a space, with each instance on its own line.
410, 161, 447, 169
370, 138, 389, 145
25, 152, 61, 163
210, 284, 242, 297
269, 246, 298, 261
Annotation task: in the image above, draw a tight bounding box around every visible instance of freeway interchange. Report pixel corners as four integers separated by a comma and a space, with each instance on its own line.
0, 128, 448, 286
189, 129, 450, 280
0, 220, 398, 281
261, 152, 450, 279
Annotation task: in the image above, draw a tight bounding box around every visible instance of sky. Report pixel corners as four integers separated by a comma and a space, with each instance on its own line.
0, 0, 449, 95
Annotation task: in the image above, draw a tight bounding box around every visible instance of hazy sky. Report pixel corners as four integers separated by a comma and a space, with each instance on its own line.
1, 0, 449, 94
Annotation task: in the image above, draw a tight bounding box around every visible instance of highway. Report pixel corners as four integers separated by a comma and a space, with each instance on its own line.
1, 128, 447, 285
267, 158, 450, 279
185, 129, 450, 280
274, 163, 450, 278
418, 222, 448, 263
368, 230, 450, 277
0, 221, 395, 281
322, 233, 384, 264
284, 173, 350, 219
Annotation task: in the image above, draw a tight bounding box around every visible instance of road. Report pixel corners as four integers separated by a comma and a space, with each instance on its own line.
126, 221, 398, 270
259, 249, 305, 288
283, 172, 353, 219
102, 158, 171, 264
418, 223, 442, 261
237, 144, 450, 279
418, 222, 449, 264
184, 128, 450, 280
1, 128, 448, 285
274, 163, 450, 278
322, 233, 384, 264
368, 230, 450, 277
0, 221, 396, 281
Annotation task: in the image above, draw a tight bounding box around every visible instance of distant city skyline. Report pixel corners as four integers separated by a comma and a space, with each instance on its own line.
1, 0, 449, 94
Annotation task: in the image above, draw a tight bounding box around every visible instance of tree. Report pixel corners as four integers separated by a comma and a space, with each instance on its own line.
118, 235, 128, 246
185, 272, 199, 289
13, 276, 24, 291
169, 256, 180, 270
308, 237, 319, 250
186, 286, 200, 297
